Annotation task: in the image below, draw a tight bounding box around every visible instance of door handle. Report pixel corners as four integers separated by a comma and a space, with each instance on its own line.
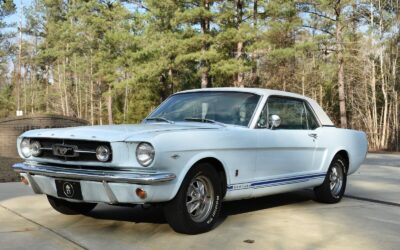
308, 133, 318, 139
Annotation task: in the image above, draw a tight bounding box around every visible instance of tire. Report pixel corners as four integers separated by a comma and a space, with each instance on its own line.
314, 155, 347, 203
47, 195, 97, 215
163, 162, 222, 234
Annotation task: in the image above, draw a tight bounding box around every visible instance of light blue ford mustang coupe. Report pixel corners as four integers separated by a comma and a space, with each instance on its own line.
13, 88, 368, 234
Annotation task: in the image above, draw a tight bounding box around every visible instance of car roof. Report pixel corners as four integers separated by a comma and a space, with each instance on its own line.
179, 87, 312, 98
176, 87, 335, 126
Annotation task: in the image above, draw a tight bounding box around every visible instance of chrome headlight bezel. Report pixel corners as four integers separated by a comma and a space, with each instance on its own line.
136, 142, 155, 167
20, 138, 31, 158
96, 145, 111, 162
30, 140, 42, 157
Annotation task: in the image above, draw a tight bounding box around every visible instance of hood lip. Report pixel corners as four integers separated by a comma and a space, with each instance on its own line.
19, 122, 232, 143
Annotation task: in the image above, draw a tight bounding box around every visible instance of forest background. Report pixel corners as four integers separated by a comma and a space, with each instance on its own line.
0, 0, 399, 151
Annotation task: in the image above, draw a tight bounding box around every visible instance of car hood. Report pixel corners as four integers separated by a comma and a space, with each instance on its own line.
21, 123, 222, 142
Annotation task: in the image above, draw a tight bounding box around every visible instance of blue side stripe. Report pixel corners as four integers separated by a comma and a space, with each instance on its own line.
227, 173, 326, 191
252, 176, 325, 189
251, 173, 325, 187
229, 172, 326, 186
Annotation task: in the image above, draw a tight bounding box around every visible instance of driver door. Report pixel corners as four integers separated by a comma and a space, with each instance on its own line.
254, 96, 320, 186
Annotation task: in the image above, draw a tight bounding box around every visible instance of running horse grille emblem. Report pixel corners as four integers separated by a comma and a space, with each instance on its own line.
52, 144, 79, 157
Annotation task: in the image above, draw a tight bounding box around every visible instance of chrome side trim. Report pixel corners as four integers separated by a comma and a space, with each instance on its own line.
13, 162, 176, 185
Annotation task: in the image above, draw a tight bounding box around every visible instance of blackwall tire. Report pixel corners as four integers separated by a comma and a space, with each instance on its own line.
163, 162, 222, 234
314, 155, 347, 203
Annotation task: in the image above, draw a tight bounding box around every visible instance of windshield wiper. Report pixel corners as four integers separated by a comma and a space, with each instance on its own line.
144, 117, 174, 124
184, 117, 226, 127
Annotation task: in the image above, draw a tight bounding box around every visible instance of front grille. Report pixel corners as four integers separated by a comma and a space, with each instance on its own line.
29, 138, 112, 162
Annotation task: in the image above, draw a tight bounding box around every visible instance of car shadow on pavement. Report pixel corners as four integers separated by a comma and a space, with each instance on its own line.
88, 204, 167, 224
87, 190, 315, 225
221, 190, 314, 217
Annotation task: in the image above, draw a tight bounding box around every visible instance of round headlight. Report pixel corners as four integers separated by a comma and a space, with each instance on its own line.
96, 145, 111, 162
136, 142, 155, 167
20, 138, 31, 158
30, 141, 42, 157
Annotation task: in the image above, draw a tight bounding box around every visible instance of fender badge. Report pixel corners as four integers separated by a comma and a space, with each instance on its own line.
171, 154, 180, 159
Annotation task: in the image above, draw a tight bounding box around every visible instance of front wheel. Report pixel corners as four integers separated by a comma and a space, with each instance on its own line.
163, 163, 222, 234
47, 195, 97, 215
314, 155, 347, 203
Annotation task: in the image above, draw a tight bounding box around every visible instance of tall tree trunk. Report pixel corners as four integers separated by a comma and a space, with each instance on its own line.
57, 62, 66, 115
63, 58, 69, 116
379, 48, 388, 149
90, 51, 94, 125
392, 47, 399, 151
107, 84, 113, 125
78, 76, 82, 118
368, 2, 379, 149
301, 68, 305, 96
335, 2, 347, 128
99, 88, 103, 125
16, 6, 22, 113
370, 60, 378, 149
74, 54, 79, 117
85, 81, 88, 121
45, 65, 50, 113
30, 66, 34, 114
200, 71, 208, 88
395, 92, 399, 151
22, 64, 27, 115
378, 0, 388, 149
319, 84, 323, 105
235, 0, 244, 87
236, 41, 244, 87
168, 67, 174, 93
123, 72, 128, 123
200, 0, 210, 88
46, 82, 49, 113
250, 0, 258, 86
253, 0, 257, 26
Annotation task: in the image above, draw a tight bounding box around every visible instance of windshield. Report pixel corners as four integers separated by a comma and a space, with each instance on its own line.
147, 91, 261, 127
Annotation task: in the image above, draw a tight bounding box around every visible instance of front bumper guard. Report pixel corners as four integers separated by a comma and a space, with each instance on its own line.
13, 162, 176, 185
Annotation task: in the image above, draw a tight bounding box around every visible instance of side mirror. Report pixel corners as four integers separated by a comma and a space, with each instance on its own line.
269, 114, 281, 129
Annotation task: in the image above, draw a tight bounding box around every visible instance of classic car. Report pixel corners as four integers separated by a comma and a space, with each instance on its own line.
13, 88, 368, 234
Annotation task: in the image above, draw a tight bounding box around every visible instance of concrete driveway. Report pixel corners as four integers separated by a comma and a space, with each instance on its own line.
1, 153, 399, 250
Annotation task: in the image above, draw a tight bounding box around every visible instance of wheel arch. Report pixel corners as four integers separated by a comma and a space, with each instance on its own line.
193, 157, 228, 198
170, 153, 229, 201
335, 150, 349, 173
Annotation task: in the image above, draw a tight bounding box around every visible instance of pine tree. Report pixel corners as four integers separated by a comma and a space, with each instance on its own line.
0, 0, 16, 117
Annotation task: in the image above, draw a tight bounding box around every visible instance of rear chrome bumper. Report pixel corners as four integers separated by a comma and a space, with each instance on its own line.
13, 162, 176, 185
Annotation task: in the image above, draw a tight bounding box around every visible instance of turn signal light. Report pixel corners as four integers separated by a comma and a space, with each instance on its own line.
135, 188, 147, 199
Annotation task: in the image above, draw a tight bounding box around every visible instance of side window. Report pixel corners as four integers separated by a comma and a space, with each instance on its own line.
257, 102, 269, 128
304, 102, 319, 130
257, 96, 319, 130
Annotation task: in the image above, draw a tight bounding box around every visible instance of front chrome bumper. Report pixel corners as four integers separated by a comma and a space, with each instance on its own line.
13, 162, 176, 184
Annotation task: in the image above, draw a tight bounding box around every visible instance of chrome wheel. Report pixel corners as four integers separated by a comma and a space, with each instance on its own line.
329, 164, 344, 198
186, 175, 214, 223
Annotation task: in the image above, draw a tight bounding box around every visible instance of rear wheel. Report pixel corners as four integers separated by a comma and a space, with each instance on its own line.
314, 155, 347, 203
163, 163, 222, 234
47, 195, 97, 215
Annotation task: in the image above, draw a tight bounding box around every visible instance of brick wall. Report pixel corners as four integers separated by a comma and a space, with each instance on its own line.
0, 115, 88, 182
0, 157, 20, 182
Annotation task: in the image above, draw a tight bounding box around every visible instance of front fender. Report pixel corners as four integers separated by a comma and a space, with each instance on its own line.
166, 151, 229, 201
